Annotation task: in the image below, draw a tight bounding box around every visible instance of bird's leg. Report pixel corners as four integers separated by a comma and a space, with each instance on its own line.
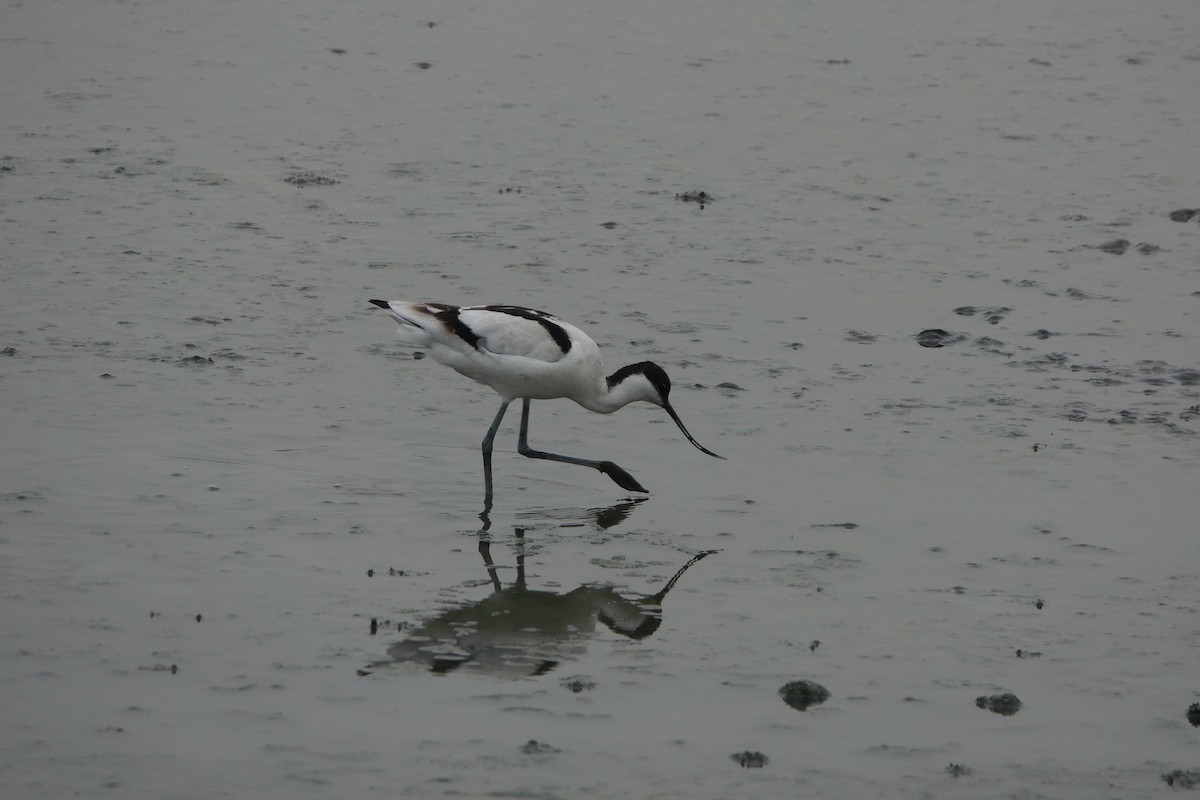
481, 399, 512, 507
516, 399, 649, 493
478, 536, 502, 593
513, 527, 527, 590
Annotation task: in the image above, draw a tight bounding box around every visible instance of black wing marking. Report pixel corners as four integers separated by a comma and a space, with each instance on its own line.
422, 304, 482, 349
478, 305, 573, 354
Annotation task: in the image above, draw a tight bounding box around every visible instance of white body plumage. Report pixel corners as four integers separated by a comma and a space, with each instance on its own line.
374, 301, 650, 411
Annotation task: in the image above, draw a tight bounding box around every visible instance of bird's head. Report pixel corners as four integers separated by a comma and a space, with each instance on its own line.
607, 362, 724, 459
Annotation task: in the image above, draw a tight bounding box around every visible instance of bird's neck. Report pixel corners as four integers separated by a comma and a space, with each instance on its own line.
576, 371, 654, 414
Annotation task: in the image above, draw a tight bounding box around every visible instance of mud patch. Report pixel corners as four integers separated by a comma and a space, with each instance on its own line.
284, 171, 339, 186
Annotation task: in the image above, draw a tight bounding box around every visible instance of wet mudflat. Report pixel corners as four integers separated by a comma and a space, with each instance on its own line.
2, 0, 1199, 797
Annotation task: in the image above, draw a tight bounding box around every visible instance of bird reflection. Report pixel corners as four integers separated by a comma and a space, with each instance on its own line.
481, 494, 646, 533
481, 492, 649, 528
513, 496, 647, 530
373, 532, 716, 678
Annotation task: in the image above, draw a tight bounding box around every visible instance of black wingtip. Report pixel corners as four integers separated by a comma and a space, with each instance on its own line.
369, 299, 390, 309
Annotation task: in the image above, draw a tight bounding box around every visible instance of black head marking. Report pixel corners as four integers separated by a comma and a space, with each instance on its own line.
607, 361, 670, 398
369, 299, 389, 309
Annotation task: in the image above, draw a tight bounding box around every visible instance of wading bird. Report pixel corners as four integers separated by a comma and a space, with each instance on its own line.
369, 299, 722, 501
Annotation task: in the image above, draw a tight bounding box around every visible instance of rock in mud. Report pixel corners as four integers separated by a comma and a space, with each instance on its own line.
916, 329, 966, 348
779, 680, 830, 711
1186, 703, 1200, 728
975, 692, 1022, 716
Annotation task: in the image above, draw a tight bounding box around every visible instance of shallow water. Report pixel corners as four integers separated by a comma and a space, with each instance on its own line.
3, 0, 1199, 797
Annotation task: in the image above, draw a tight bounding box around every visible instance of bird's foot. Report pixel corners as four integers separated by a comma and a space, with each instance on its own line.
598, 461, 648, 493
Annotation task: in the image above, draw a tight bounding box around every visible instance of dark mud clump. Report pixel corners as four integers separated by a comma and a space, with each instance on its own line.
1187, 703, 1200, 728
731, 751, 768, 768
1162, 769, 1200, 788
954, 306, 1010, 325
561, 676, 597, 693
1168, 208, 1198, 223
675, 190, 711, 208
973, 336, 1009, 355
916, 329, 967, 348
779, 680, 830, 711
945, 763, 974, 777
1094, 238, 1130, 255
284, 171, 339, 186
519, 740, 560, 755
976, 692, 1022, 716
